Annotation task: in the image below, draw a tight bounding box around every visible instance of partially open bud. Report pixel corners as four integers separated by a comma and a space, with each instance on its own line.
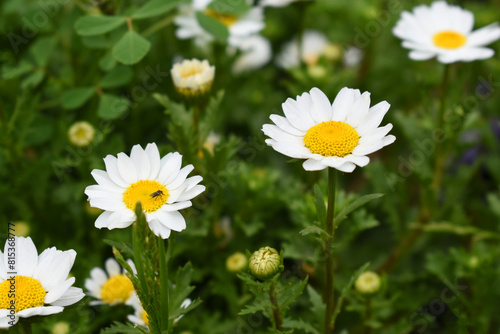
355, 271, 381, 295
249, 246, 282, 280
171, 59, 215, 97
68, 121, 95, 147
226, 252, 248, 272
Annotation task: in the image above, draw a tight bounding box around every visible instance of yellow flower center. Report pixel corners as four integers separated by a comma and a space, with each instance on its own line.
141, 310, 149, 326
0, 276, 46, 312
433, 30, 467, 49
204, 9, 237, 26
123, 180, 169, 213
303, 121, 359, 157
100, 274, 134, 304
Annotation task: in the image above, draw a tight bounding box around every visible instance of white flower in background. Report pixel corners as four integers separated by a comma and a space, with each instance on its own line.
0, 237, 84, 327
343, 46, 363, 68
355, 271, 381, 294
127, 293, 192, 328
393, 1, 500, 63
68, 121, 95, 147
175, 0, 264, 47
171, 58, 215, 97
277, 30, 331, 69
232, 35, 272, 73
51, 321, 70, 334
85, 258, 136, 305
84, 143, 205, 239
260, 0, 305, 7
262, 87, 395, 172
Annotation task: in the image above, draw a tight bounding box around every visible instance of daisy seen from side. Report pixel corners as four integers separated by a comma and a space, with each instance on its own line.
262, 87, 395, 172
393, 1, 500, 63
84, 143, 205, 239
85, 258, 136, 306
0, 237, 84, 327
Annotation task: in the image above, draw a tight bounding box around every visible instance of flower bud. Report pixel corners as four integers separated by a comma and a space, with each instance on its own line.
171, 59, 215, 97
68, 121, 95, 147
355, 271, 381, 295
249, 247, 282, 280
51, 321, 70, 334
226, 252, 248, 272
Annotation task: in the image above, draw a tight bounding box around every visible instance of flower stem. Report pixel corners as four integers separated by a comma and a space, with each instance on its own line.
158, 237, 170, 333
432, 64, 450, 195
324, 168, 337, 334
8, 324, 18, 334
364, 298, 372, 334
19, 319, 32, 334
269, 282, 283, 331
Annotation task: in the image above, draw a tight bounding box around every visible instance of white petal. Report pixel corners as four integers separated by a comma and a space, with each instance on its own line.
302, 159, 327, 171
130, 145, 151, 180
90, 169, 123, 191
155, 210, 186, 232
437, 47, 494, 63
35, 249, 76, 292
161, 201, 192, 212
346, 91, 371, 127
269, 114, 304, 136
167, 165, 194, 190
105, 210, 136, 229
117, 152, 138, 184
49, 287, 85, 307
17, 306, 63, 318
103, 155, 129, 188
309, 87, 333, 123
331, 87, 360, 122
95, 211, 113, 228
409, 50, 436, 60
343, 154, 370, 167
44, 277, 75, 304
355, 101, 391, 136
147, 219, 172, 239
281, 97, 315, 131
145, 143, 161, 179
467, 23, 500, 47
0, 309, 16, 327
159, 152, 182, 185
12, 237, 38, 277
89, 197, 125, 212
105, 258, 121, 277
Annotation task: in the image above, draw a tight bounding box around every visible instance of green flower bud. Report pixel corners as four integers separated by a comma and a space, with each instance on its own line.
355, 271, 381, 295
249, 247, 282, 280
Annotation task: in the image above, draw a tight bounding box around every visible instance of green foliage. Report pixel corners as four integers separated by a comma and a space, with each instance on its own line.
112, 31, 151, 65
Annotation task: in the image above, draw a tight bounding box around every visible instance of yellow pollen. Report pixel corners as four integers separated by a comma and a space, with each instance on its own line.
204, 9, 237, 26
0, 276, 46, 312
100, 274, 134, 304
141, 310, 149, 326
433, 30, 467, 49
123, 180, 168, 213
304, 121, 359, 157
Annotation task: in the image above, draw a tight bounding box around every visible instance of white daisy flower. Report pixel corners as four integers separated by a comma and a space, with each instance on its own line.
0, 237, 84, 327
276, 30, 330, 69
174, 0, 264, 48
171, 58, 215, 97
262, 87, 396, 172
84, 143, 205, 239
127, 292, 191, 328
393, 1, 500, 63
85, 258, 136, 305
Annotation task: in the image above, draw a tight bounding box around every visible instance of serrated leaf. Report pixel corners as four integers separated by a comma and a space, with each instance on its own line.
132, 0, 186, 19
195, 11, 229, 41
61, 87, 95, 110
207, 0, 251, 15
313, 184, 326, 223
75, 15, 126, 36
99, 66, 133, 89
334, 193, 384, 226
100, 322, 147, 334
283, 319, 320, 334
299, 225, 329, 237
278, 277, 308, 313
199, 90, 224, 142
307, 285, 325, 327
97, 94, 129, 119
112, 31, 151, 65
169, 262, 199, 319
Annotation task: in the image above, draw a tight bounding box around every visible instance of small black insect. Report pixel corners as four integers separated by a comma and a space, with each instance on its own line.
149, 190, 163, 198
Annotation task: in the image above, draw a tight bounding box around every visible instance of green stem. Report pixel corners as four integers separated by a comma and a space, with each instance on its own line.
269, 282, 283, 331
143, 15, 176, 37
8, 323, 18, 334
364, 298, 372, 334
324, 168, 337, 334
19, 319, 32, 334
432, 64, 450, 194
193, 104, 201, 151
158, 237, 170, 333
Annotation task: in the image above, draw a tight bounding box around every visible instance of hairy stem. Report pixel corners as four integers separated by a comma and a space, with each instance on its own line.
324, 168, 337, 334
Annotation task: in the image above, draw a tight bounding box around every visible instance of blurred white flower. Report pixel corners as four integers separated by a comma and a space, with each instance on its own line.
232, 35, 272, 73
175, 0, 264, 48
260, 0, 297, 7
127, 293, 191, 328
393, 1, 500, 63
343, 46, 363, 68
84, 143, 205, 239
355, 271, 381, 294
276, 30, 330, 69
68, 121, 95, 147
85, 258, 136, 305
0, 237, 84, 327
262, 87, 395, 172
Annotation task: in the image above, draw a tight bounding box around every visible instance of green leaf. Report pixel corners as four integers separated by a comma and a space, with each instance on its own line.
99, 66, 133, 89
99, 52, 117, 71
30, 36, 57, 67
2, 61, 34, 80
61, 87, 95, 110
103, 239, 134, 258
299, 225, 329, 238
283, 319, 320, 334
75, 15, 126, 36
112, 31, 151, 65
313, 184, 326, 224
334, 193, 384, 226
195, 11, 229, 41
169, 262, 200, 320
82, 35, 111, 49
307, 285, 325, 328
278, 277, 308, 313
97, 94, 129, 119
20, 71, 44, 90
415, 222, 500, 240
207, 0, 251, 15
132, 0, 186, 19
